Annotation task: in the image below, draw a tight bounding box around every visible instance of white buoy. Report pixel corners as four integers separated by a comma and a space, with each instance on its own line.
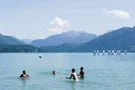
125, 50, 127, 55
116, 50, 119, 55
111, 50, 114, 55
103, 50, 105, 55
93, 50, 96, 56
118, 50, 121, 55
97, 50, 99, 56
108, 50, 111, 55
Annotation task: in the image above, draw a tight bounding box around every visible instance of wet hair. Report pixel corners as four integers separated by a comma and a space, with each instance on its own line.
72, 69, 75, 73
80, 67, 83, 70
52, 70, 56, 74
23, 70, 26, 74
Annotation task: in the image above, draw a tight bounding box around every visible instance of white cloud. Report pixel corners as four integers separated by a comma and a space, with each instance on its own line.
48, 17, 70, 33
105, 9, 130, 20
47, 27, 63, 33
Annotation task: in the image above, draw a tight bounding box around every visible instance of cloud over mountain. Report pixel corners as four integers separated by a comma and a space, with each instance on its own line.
48, 17, 70, 33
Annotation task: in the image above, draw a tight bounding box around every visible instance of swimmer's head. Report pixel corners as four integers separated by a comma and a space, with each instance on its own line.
80, 67, 83, 70
72, 69, 75, 73
52, 70, 56, 74
23, 70, 26, 74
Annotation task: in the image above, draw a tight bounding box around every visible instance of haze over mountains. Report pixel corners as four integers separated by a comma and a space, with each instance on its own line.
31, 31, 97, 47
0, 26, 135, 52
21, 39, 33, 44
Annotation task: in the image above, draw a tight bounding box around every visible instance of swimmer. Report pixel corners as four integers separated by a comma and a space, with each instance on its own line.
52, 70, 56, 75
66, 68, 78, 81
78, 67, 84, 78
20, 70, 30, 78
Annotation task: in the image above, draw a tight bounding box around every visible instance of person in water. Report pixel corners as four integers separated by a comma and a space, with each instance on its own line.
66, 68, 78, 81
52, 70, 56, 75
78, 67, 84, 78
20, 70, 30, 78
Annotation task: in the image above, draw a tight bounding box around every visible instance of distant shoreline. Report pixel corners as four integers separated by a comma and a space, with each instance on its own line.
0, 51, 135, 53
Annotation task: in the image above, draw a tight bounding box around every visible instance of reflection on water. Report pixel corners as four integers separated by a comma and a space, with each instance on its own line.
20, 77, 30, 90
71, 81, 76, 90
20, 79, 26, 90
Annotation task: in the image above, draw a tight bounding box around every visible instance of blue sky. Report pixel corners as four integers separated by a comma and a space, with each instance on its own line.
0, 0, 134, 39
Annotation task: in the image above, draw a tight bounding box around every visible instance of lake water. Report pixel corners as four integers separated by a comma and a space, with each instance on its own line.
0, 53, 135, 90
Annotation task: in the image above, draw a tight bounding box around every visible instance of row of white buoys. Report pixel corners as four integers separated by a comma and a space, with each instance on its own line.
93, 50, 127, 56
116, 50, 121, 55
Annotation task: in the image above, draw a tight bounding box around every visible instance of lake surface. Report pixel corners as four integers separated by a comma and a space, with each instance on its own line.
0, 53, 135, 90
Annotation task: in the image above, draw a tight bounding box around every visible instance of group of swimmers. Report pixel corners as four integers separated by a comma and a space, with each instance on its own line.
66, 67, 84, 81
20, 67, 84, 81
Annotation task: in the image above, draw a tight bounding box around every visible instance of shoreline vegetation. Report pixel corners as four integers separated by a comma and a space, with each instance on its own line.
0, 44, 134, 53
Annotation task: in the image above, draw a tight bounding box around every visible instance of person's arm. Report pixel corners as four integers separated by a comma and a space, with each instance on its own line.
26, 74, 30, 77
20, 74, 30, 78
66, 74, 73, 79
77, 72, 80, 76
23, 74, 30, 78
82, 71, 84, 76
20, 74, 23, 77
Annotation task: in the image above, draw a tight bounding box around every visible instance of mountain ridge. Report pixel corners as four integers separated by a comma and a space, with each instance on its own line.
31, 30, 97, 47
0, 34, 25, 45
39, 26, 135, 52
78, 26, 135, 52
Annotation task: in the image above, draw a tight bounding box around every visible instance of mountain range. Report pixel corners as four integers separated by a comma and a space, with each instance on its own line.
0, 33, 24, 45
40, 26, 135, 52
31, 31, 97, 47
1, 26, 135, 52
0, 34, 38, 52
79, 26, 135, 52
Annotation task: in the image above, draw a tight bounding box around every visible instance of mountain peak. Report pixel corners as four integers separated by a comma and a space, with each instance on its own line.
132, 26, 135, 29
31, 30, 97, 47
62, 30, 91, 37
63, 30, 84, 34
119, 27, 131, 30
